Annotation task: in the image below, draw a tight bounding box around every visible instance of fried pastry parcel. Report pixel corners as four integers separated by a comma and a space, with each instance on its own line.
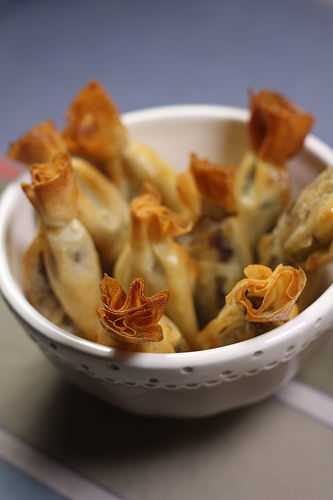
124, 142, 201, 221
63, 81, 128, 192
7, 120, 67, 165
22, 234, 67, 326
198, 264, 306, 349
189, 153, 236, 219
114, 187, 199, 347
185, 216, 252, 325
259, 167, 333, 272
234, 90, 314, 252
234, 151, 290, 251
63, 81, 199, 221
22, 153, 103, 341
181, 154, 248, 324
72, 157, 129, 268
249, 90, 314, 165
98, 276, 188, 352
9, 120, 129, 268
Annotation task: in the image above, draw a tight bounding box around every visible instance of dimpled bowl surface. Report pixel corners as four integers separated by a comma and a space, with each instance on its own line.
1, 106, 333, 418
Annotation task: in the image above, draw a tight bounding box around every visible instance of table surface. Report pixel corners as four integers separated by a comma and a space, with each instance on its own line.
1, 1, 333, 499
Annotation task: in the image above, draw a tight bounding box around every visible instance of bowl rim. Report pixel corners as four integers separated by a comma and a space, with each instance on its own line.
1, 104, 333, 370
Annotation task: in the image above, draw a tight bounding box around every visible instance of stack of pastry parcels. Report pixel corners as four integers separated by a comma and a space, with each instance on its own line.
9, 81, 333, 353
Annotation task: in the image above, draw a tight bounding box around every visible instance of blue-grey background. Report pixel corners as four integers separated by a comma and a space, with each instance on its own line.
1, 0, 333, 154
1, 1, 333, 499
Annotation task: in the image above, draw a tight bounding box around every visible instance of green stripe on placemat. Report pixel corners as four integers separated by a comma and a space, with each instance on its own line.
298, 334, 333, 396
0, 181, 9, 193
0, 459, 65, 500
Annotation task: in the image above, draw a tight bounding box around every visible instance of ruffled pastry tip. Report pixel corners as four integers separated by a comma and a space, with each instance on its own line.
98, 275, 169, 344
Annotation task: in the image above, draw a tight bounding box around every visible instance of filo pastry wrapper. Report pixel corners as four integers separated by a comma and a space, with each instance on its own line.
181, 155, 250, 324
98, 276, 188, 352
7, 120, 67, 164
22, 153, 103, 342
198, 264, 306, 349
187, 216, 252, 326
22, 233, 67, 326
72, 157, 129, 268
259, 167, 333, 272
114, 186, 199, 348
63, 81, 200, 223
234, 90, 314, 252
9, 120, 129, 267
189, 153, 236, 220
14, 122, 70, 327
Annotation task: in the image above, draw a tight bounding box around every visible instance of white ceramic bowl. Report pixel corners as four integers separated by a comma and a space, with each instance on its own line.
1, 106, 333, 418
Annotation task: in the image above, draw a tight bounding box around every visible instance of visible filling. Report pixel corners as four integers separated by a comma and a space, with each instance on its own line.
209, 230, 233, 261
